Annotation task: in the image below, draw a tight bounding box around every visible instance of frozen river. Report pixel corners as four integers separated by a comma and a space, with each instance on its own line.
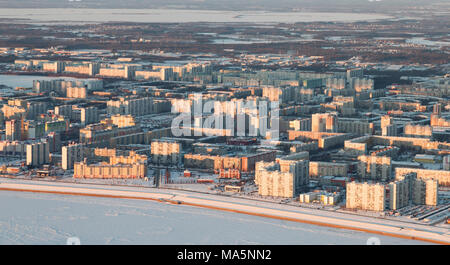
0, 74, 93, 88
0, 8, 393, 24
0, 190, 425, 245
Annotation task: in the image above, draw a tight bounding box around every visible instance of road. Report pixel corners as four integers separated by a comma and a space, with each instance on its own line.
0, 178, 449, 244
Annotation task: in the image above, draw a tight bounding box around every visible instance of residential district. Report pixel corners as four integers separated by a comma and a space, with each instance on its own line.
0, 35, 449, 227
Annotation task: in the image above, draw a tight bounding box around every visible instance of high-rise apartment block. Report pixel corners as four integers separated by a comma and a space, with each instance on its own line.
81, 107, 99, 126
107, 97, 170, 116
5, 119, 22, 141
311, 113, 338, 132
62, 143, 85, 170
346, 68, 363, 81
444, 155, 450, 171
66, 86, 87, 98
26, 141, 50, 167
55, 105, 73, 119
262, 86, 297, 105
255, 155, 309, 198
381, 115, 397, 136
346, 182, 386, 212
433, 103, 442, 115
358, 155, 392, 181
289, 118, 311, 131
404, 124, 432, 138
109, 114, 136, 128
151, 139, 182, 165
390, 173, 439, 209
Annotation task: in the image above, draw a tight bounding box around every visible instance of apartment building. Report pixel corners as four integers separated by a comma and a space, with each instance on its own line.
358, 155, 392, 181
404, 124, 432, 138
26, 141, 50, 167
62, 143, 85, 170
390, 173, 438, 209
311, 113, 338, 133
346, 182, 386, 212
309, 161, 348, 179
151, 139, 182, 165
255, 154, 309, 198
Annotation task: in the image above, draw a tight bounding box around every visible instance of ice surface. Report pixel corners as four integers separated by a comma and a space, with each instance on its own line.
0, 9, 393, 25
0, 190, 426, 245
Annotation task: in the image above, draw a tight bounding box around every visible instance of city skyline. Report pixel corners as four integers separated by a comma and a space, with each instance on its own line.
0, 0, 448, 250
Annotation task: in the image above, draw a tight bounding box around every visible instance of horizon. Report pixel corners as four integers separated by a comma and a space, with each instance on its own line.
1, 0, 449, 12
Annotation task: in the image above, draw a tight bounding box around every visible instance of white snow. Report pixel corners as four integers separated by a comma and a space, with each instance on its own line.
0, 179, 446, 244
0, 190, 425, 245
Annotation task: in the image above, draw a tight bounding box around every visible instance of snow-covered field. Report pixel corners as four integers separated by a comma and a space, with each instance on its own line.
0, 190, 426, 245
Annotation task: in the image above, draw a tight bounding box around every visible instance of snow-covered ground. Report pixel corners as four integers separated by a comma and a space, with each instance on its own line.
0, 190, 425, 245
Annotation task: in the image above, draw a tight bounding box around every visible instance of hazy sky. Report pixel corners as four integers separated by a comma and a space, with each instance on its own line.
0, 0, 448, 12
